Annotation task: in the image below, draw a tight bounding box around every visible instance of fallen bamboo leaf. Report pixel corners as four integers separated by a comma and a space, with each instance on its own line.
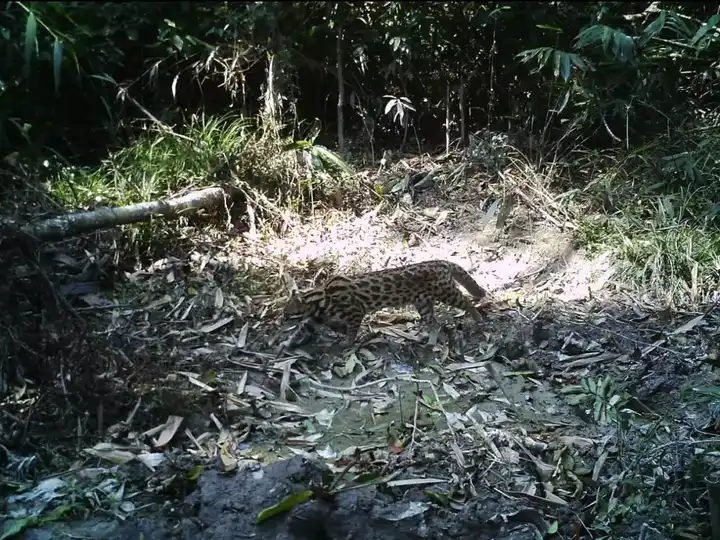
286, 433, 324, 445
562, 352, 618, 369
265, 401, 309, 415
279, 360, 292, 402
314, 409, 335, 427
387, 477, 449, 487
176, 371, 215, 392
377, 327, 424, 342
214, 288, 224, 309
199, 316, 234, 334
136, 453, 166, 470
444, 361, 487, 373
671, 313, 705, 335
442, 382, 461, 400
236, 371, 248, 395
316, 445, 337, 459
236, 321, 249, 347
153, 415, 184, 447
84, 444, 136, 464
209, 413, 223, 430
334, 351, 359, 377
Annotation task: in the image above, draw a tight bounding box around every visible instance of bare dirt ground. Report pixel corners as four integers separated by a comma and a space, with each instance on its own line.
5, 156, 720, 539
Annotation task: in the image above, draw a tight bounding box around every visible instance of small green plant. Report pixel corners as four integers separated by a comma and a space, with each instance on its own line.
561, 376, 630, 426
1, 504, 76, 540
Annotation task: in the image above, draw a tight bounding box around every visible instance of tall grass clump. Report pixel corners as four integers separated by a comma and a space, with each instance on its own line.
46, 113, 356, 256
49, 114, 289, 209
575, 129, 720, 305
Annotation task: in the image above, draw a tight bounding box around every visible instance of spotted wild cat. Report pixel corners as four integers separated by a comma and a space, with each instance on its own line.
283, 260, 488, 347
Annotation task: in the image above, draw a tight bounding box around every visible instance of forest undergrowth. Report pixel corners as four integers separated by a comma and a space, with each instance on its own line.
10, 113, 720, 307
3, 114, 717, 439
3, 116, 720, 540
5, 2, 720, 537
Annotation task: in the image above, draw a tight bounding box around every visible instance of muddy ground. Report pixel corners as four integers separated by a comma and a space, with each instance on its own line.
3, 157, 719, 539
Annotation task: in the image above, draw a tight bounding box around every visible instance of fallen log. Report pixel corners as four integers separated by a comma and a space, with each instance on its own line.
1, 186, 231, 247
